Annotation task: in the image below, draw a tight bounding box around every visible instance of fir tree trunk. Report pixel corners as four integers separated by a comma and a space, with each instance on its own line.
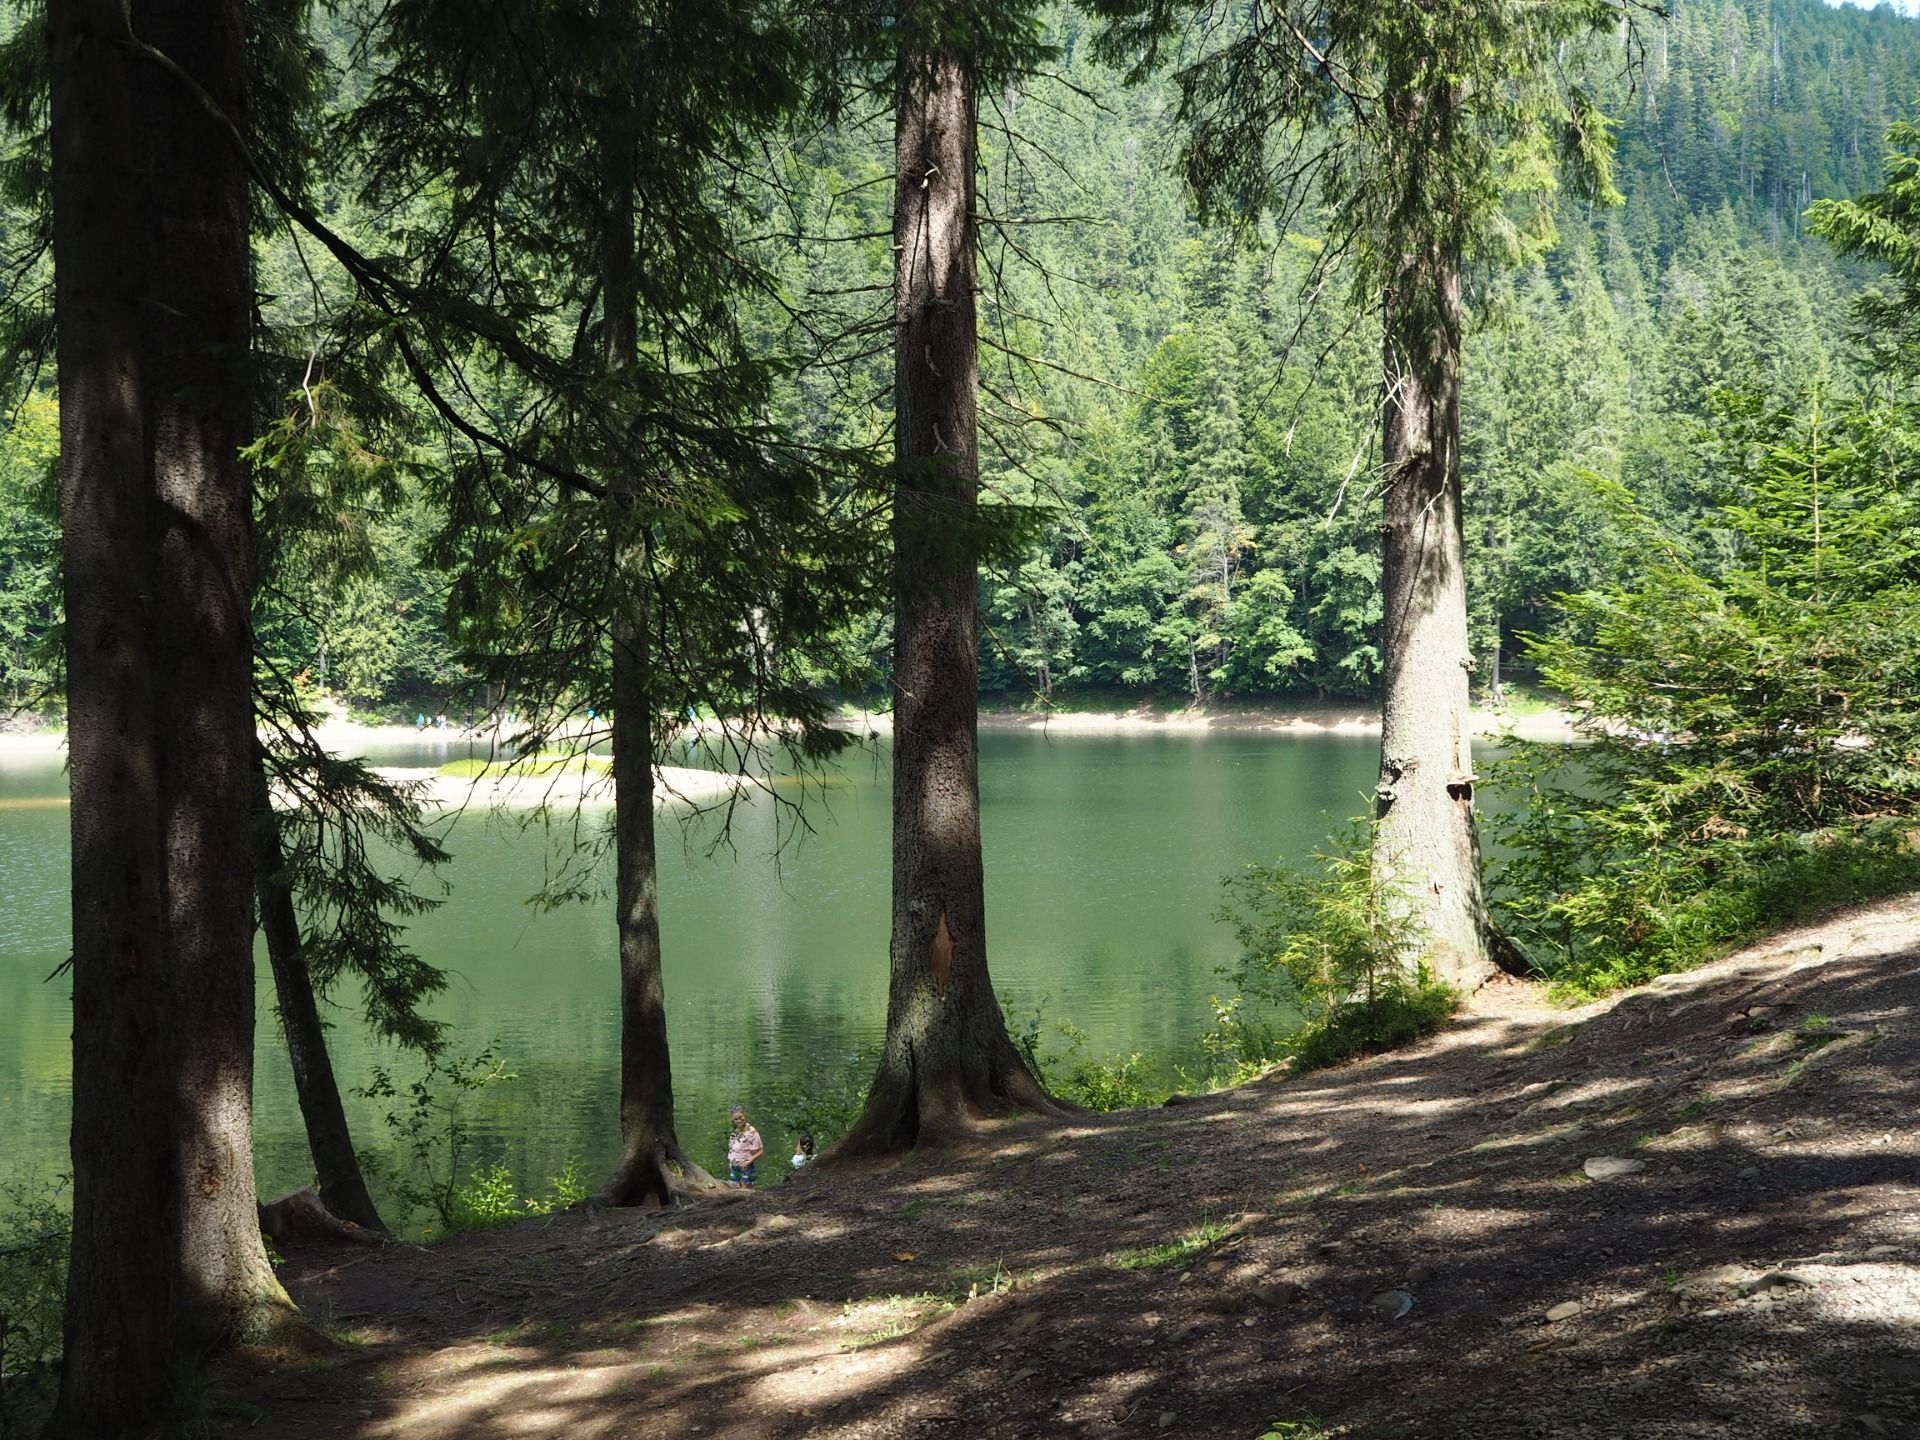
593, 82, 713, 1206
837, 6, 1058, 1156
51, 0, 294, 1430
252, 760, 387, 1234
598, 601, 716, 1203
139, 0, 292, 1354
1374, 235, 1495, 991
50, 0, 174, 1419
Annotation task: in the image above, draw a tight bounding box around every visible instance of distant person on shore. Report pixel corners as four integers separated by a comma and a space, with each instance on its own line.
726, 1105, 763, 1188
790, 1134, 815, 1172
415, 713, 426, 732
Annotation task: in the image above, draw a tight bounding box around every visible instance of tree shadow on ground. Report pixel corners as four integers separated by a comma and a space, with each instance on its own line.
224, 900, 1920, 1438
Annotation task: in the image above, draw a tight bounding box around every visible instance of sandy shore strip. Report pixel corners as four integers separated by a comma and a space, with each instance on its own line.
0, 730, 64, 758
0, 730, 741, 810
843, 703, 1582, 743
0, 703, 1584, 764
370, 763, 743, 811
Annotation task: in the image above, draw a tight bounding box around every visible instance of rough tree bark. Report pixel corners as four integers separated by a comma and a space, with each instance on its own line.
252, 759, 388, 1234
593, 78, 715, 1206
51, 0, 295, 1431
596, 601, 717, 1203
49, 0, 174, 1420
836, 5, 1060, 1155
1372, 162, 1496, 992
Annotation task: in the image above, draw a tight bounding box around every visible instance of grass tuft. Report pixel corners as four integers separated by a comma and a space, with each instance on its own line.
1113, 1217, 1230, 1271
438, 752, 608, 780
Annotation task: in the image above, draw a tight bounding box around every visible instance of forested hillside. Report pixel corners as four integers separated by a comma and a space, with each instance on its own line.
2, 0, 1916, 714
925, 0, 1920, 703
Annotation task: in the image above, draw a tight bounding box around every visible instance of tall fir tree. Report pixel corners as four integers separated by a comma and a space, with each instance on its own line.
47, 0, 297, 1428
837, 0, 1066, 1153
346, 0, 874, 1202
1093, 0, 1628, 986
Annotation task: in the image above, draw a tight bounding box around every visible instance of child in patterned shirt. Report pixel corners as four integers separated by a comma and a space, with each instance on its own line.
726, 1105, 763, 1187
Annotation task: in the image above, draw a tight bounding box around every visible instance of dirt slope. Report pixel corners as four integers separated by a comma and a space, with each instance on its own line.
229, 895, 1920, 1439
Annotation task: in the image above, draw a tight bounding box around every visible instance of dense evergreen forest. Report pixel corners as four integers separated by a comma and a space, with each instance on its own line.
4, 0, 1913, 713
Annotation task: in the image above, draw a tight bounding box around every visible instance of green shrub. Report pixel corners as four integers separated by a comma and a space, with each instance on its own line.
762, 1041, 882, 1152
355, 1045, 523, 1236
1049, 1023, 1165, 1109
0, 1178, 69, 1424
1488, 763, 1920, 996
448, 1163, 523, 1232
1214, 820, 1456, 1076
1285, 975, 1457, 1071
1488, 392, 1920, 997
439, 1157, 585, 1233
1002, 1001, 1171, 1111
543, 1156, 588, 1210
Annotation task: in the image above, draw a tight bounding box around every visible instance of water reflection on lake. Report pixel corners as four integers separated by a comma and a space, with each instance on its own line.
0, 729, 1387, 1201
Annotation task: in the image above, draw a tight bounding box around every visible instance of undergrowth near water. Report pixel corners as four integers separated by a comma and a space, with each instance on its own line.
1212, 820, 1456, 1076
763, 1041, 882, 1154
355, 1046, 585, 1237
0, 1177, 69, 1431
705, 760, 1900, 1141
1488, 777, 1920, 999
994, 822, 1457, 1114
1006, 1006, 1168, 1111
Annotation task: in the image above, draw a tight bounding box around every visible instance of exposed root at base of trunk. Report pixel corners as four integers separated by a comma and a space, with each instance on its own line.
592, 1137, 722, 1208
259, 1188, 386, 1248
1487, 923, 1537, 979
828, 1049, 1075, 1161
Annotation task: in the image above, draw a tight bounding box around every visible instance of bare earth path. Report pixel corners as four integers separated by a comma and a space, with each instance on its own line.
226, 896, 1920, 1439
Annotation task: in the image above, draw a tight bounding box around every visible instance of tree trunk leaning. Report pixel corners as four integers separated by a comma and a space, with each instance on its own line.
252, 759, 389, 1234
836, 7, 1060, 1156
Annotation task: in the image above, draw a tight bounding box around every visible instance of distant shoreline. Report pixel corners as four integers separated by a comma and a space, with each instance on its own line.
845, 701, 1581, 744
0, 700, 1582, 763
0, 726, 743, 811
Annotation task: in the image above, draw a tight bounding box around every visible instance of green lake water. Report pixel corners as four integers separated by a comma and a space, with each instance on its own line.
0, 730, 1390, 1210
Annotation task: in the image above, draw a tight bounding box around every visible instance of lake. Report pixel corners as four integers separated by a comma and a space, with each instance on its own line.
0, 728, 1392, 1211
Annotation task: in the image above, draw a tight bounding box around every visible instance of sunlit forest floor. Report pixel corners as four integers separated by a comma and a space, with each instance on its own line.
217, 896, 1920, 1439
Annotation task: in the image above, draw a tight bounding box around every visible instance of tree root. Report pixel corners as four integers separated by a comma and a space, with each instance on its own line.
1487, 922, 1538, 979
830, 1047, 1073, 1161
258, 1188, 386, 1248
592, 1137, 722, 1208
